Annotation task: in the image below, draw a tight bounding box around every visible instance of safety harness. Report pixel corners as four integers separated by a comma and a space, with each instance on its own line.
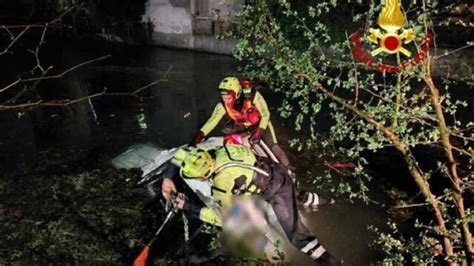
223, 87, 260, 128
209, 145, 271, 197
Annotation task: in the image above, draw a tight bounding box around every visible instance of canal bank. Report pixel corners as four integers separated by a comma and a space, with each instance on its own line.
141, 0, 243, 55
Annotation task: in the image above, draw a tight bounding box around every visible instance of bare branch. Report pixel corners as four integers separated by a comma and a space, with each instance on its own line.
345, 32, 360, 107
433, 43, 474, 60
1, 5, 77, 30
105, 65, 172, 100
37, 23, 48, 50
451, 145, 474, 159
0, 88, 106, 111
0, 26, 31, 55
0, 55, 110, 104
393, 202, 430, 209
2, 25, 14, 38
20, 55, 112, 83
0, 79, 21, 93
0, 4, 77, 56
0, 63, 172, 112
452, 132, 474, 142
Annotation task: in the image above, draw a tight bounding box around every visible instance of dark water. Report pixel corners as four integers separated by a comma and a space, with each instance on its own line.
0, 41, 386, 264
0, 40, 239, 173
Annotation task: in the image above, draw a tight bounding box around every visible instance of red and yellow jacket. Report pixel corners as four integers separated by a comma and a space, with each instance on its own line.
199, 90, 271, 136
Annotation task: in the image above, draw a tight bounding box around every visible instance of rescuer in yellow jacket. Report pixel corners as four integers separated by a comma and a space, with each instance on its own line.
161, 146, 339, 264
190, 77, 327, 207
191, 76, 290, 166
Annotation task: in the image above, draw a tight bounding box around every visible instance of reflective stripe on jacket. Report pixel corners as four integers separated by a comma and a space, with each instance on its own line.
196, 145, 260, 226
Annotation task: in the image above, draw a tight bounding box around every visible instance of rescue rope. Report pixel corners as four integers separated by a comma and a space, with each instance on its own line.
183, 212, 189, 242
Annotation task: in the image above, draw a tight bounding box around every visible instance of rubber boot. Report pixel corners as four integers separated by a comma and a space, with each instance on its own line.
297, 190, 329, 207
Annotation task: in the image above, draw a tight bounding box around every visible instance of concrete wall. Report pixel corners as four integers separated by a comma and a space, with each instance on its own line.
142, 0, 244, 55
143, 0, 192, 34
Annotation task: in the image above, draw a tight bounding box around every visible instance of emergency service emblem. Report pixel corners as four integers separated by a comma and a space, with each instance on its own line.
348, 0, 433, 73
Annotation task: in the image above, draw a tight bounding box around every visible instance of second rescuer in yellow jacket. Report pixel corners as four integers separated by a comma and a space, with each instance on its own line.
160, 146, 339, 264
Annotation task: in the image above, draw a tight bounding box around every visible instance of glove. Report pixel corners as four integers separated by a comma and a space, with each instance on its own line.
250, 128, 263, 144
190, 131, 205, 145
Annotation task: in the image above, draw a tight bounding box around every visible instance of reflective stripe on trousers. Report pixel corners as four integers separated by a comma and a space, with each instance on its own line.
258, 160, 328, 261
